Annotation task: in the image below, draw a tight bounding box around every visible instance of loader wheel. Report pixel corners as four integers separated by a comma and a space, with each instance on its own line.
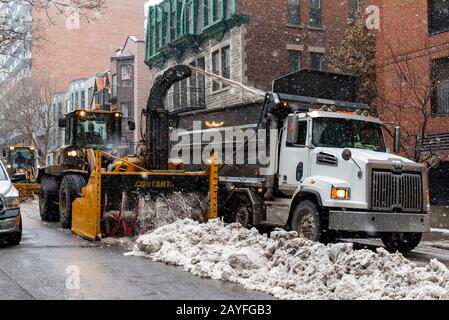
381, 232, 422, 253
59, 175, 86, 229
39, 176, 59, 221
290, 200, 333, 243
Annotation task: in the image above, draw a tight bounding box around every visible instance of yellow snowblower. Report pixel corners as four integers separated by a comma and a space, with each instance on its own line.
3, 145, 40, 198
38, 65, 218, 241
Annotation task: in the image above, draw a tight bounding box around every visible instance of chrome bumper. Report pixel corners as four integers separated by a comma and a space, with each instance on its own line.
0, 217, 20, 234
0, 209, 21, 234
329, 211, 430, 233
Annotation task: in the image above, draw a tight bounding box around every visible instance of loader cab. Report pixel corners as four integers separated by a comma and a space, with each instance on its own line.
59, 110, 123, 151
4, 146, 36, 179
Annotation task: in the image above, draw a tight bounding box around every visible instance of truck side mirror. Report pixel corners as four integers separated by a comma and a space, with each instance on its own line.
58, 116, 66, 128
286, 115, 299, 145
2, 149, 6, 158
393, 126, 401, 154
128, 121, 136, 131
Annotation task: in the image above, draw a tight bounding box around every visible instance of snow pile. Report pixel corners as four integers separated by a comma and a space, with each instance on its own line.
126, 219, 449, 300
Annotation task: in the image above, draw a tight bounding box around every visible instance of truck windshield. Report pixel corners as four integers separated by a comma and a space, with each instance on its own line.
312, 118, 386, 152
74, 114, 116, 149
10, 148, 34, 169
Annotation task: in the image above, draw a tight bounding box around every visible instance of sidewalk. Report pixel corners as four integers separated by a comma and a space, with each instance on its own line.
422, 206, 449, 248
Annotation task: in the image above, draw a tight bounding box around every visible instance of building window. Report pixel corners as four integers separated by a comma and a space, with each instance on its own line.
197, 57, 206, 106
75, 92, 79, 108
81, 91, 85, 108
310, 52, 324, 70
121, 65, 133, 87
189, 57, 206, 108
288, 50, 301, 72
112, 74, 118, 98
288, 0, 300, 25
170, 9, 177, 40
204, 0, 210, 27
221, 46, 231, 87
211, 45, 231, 92
212, 49, 221, 91
429, 0, 449, 35
173, 81, 180, 110
71, 93, 74, 110
432, 57, 449, 114
88, 87, 93, 107
186, 1, 194, 34
349, 0, 361, 19
121, 102, 134, 119
213, 0, 223, 22
309, 0, 321, 27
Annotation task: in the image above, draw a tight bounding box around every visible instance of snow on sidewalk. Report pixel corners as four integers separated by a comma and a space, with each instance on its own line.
126, 219, 449, 300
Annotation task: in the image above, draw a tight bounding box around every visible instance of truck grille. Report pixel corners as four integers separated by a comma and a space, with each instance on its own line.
371, 171, 422, 212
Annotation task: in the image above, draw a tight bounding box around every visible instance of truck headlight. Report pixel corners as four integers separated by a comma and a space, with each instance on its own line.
331, 187, 351, 200
4, 196, 20, 209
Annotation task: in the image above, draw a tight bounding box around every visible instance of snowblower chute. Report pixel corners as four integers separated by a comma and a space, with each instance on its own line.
70, 65, 219, 241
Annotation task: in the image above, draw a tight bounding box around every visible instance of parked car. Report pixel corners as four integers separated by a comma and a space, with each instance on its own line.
0, 160, 22, 246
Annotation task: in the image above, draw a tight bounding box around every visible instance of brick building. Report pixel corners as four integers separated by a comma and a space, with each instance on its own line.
31, 0, 146, 91
375, 0, 449, 205
110, 36, 151, 150
145, 0, 362, 111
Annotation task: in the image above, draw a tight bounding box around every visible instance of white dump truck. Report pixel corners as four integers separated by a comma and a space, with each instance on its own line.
171, 69, 430, 252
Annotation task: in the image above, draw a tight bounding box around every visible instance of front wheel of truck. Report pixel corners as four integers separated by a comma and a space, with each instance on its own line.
381, 232, 422, 253
291, 200, 333, 243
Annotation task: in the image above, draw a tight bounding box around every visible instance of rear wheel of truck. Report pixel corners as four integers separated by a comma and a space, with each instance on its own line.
291, 200, 333, 243
59, 174, 86, 229
39, 176, 59, 221
224, 194, 253, 227
381, 232, 422, 253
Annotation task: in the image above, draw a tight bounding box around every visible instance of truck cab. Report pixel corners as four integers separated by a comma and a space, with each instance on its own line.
272, 105, 428, 251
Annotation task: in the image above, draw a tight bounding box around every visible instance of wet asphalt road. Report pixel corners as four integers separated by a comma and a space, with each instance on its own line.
2, 202, 449, 300
0, 201, 272, 300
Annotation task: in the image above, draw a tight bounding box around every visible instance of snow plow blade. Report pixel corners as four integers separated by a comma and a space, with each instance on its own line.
14, 183, 40, 199
71, 151, 218, 241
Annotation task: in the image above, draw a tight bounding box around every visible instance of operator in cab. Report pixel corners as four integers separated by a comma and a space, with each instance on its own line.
86, 123, 104, 145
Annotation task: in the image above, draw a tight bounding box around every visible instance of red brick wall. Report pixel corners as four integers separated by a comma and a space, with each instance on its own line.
237, 0, 351, 90
31, 0, 146, 91
376, 0, 449, 156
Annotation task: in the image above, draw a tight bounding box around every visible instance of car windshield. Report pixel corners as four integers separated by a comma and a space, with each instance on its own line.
10, 148, 34, 169
0, 163, 7, 180
312, 118, 386, 152
74, 113, 116, 149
